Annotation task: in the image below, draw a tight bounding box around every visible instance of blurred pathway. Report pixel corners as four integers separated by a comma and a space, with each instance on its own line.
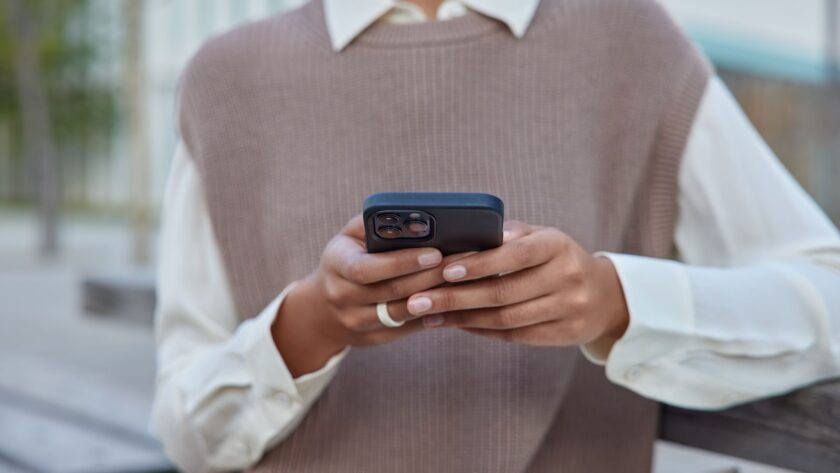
0, 212, 170, 473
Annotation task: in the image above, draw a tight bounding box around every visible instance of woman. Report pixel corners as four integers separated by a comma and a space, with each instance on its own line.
152, 1, 840, 471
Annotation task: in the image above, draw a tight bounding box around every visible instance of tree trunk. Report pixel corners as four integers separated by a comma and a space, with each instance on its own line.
124, 0, 151, 265
4, 0, 60, 258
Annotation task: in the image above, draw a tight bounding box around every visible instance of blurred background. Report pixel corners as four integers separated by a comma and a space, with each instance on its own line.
0, 1, 837, 472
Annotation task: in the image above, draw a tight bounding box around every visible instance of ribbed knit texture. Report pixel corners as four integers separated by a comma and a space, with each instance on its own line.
178, 0, 711, 471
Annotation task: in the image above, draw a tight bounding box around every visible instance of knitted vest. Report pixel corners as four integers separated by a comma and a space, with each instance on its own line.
178, 0, 711, 471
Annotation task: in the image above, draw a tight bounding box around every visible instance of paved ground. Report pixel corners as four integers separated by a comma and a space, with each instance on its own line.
0, 213, 169, 473
0, 211, 798, 473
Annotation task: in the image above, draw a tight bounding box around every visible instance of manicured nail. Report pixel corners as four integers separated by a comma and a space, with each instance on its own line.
407, 296, 432, 315
418, 251, 442, 267
443, 265, 467, 281
423, 314, 445, 328
503, 230, 512, 242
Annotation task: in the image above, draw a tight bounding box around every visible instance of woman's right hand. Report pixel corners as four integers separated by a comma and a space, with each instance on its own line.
272, 215, 455, 377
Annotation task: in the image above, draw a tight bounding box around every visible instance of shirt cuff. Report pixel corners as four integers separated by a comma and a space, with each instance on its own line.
581, 253, 693, 369
581, 253, 746, 409
246, 282, 349, 404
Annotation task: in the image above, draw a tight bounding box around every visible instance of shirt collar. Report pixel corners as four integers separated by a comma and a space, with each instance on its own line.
323, 0, 541, 51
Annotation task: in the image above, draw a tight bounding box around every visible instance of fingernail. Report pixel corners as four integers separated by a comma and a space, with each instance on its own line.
423, 314, 445, 328
503, 230, 512, 242
407, 296, 432, 315
443, 265, 467, 281
418, 251, 442, 267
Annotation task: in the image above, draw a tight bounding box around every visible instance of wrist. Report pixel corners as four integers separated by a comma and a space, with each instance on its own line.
593, 256, 630, 341
272, 275, 347, 377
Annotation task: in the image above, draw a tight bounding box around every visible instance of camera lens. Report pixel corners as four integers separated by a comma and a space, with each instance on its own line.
377, 226, 402, 239
377, 214, 400, 226
405, 220, 429, 236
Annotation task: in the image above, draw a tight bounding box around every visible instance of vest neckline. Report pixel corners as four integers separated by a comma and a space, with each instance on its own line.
304, 0, 505, 50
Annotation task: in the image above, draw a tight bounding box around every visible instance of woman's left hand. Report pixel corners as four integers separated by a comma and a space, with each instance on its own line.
405, 222, 630, 347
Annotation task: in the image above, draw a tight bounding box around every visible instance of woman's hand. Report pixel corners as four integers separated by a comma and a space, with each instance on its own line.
273, 215, 461, 376
405, 222, 630, 347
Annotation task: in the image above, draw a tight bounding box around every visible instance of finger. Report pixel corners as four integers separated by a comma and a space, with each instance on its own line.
441, 229, 558, 283
462, 321, 575, 347
356, 253, 471, 304
502, 220, 532, 243
342, 299, 416, 332
326, 252, 475, 306
380, 299, 415, 325
331, 236, 443, 285
406, 264, 553, 316
354, 318, 427, 346
434, 295, 558, 330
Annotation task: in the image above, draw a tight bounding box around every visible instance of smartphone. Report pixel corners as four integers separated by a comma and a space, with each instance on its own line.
364, 192, 504, 255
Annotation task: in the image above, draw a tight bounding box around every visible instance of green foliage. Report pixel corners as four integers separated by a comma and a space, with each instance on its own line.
0, 5, 14, 125
0, 0, 117, 153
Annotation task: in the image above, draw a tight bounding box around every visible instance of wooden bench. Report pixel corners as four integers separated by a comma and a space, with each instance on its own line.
82, 270, 156, 324
661, 381, 840, 473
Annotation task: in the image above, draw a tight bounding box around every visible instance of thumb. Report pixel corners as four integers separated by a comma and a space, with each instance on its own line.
341, 214, 366, 241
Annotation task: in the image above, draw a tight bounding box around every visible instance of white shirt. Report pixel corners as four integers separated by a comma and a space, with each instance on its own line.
151, 1, 840, 471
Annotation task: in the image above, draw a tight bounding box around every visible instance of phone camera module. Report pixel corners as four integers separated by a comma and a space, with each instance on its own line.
377, 226, 402, 239
377, 213, 401, 226
404, 220, 429, 237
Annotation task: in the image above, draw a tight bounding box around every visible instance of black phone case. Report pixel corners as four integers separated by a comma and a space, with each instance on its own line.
364, 192, 504, 255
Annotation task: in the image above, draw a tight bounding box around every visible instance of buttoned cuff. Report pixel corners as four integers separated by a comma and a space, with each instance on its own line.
248, 282, 349, 404
179, 282, 347, 416
580, 253, 750, 409
581, 253, 693, 373
179, 283, 348, 468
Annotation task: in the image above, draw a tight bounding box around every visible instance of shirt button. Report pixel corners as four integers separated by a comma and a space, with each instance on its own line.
437, 1, 468, 20
277, 392, 291, 406
625, 365, 643, 381
234, 441, 250, 456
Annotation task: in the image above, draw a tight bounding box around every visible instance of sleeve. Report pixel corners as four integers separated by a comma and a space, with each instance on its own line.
150, 143, 347, 472
583, 77, 840, 410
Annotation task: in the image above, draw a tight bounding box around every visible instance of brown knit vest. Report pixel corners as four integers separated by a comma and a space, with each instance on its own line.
178, 0, 711, 471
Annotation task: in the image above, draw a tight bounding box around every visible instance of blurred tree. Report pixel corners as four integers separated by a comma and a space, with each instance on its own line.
1, 0, 116, 257
123, 0, 151, 265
